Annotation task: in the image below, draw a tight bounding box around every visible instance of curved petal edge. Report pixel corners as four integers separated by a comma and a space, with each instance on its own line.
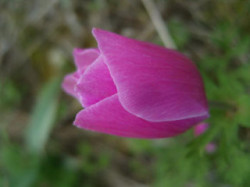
92, 28, 209, 122
74, 94, 208, 139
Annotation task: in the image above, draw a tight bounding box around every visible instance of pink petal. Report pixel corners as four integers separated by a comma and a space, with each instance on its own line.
73, 48, 100, 72
92, 28, 209, 122
62, 48, 100, 100
74, 94, 208, 138
193, 123, 216, 153
75, 56, 117, 107
62, 72, 79, 98
194, 122, 209, 136
205, 143, 216, 153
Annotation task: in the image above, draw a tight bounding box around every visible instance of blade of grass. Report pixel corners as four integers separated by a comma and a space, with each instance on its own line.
25, 76, 61, 154
141, 0, 176, 49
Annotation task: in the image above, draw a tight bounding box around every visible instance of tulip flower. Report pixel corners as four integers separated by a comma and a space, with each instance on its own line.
62, 28, 209, 138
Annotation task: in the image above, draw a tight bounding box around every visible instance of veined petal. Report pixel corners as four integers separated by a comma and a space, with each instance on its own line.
73, 48, 100, 72
75, 56, 117, 107
92, 28, 209, 122
74, 94, 208, 138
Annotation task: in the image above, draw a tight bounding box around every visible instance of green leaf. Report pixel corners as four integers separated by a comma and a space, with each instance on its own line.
236, 95, 250, 127
25, 76, 61, 154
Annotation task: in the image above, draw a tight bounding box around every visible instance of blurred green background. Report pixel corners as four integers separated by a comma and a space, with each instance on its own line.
0, 0, 250, 186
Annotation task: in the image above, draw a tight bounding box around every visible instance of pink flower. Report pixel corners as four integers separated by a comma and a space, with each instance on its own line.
194, 123, 209, 136
62, 28, 209, 138
194, 123, 216, 153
